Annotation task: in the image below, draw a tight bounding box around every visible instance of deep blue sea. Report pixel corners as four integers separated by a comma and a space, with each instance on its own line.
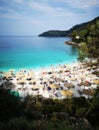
0, 36, 78, 71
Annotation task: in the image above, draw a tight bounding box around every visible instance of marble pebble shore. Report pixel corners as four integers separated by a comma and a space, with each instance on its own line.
0, 60, 99, 99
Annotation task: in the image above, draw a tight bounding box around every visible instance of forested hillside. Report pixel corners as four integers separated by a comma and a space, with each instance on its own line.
70, 16, 99, 60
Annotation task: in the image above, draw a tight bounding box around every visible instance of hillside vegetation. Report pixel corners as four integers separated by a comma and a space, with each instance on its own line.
38, 30, 68, 37
0, 88, 99, 130
70, 16, 99, 60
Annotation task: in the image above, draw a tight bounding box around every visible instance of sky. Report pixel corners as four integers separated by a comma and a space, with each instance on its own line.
0, 0, 99, 36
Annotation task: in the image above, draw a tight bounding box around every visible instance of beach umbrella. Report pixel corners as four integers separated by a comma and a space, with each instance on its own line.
59, 70, 63, 73
71, 71, 77, 75
31, 86, 39, 91
69, 77, 76, 81
42, 78, 49, 83
88, 74, 96, 78
93, 79, 99, 85
4, 72, 12, 79
17, 78, 26, 86
49, 84, 60, 89
55, 78, 64, 82
26, 77, 32, 81
64, 83, 74, 88
78, 69, 85, 72
31, 84, 43, 90
26, 71, 34, 80
87, 67, 92, 70
64, 70, 70, 73
92, 66, 97, 69
84, 81, 91, 86
9, 69, 14, 74
60, 90, 73, 97
49, 80, 54, 84
91, 85, 97, 89
29, 79, 36, 85
16, 72, 25, 80
83, 89, 94, 96
79, 75, 86, 81
78, 81, 91, 87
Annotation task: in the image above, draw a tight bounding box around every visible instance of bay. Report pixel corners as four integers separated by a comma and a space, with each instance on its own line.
0, 36, 78, 71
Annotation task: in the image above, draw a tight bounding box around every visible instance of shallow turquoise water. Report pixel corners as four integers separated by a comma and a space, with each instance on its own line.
0, 36, 78, 71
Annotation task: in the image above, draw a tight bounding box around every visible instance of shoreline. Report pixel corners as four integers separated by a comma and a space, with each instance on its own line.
65, 41, 79, 47
0, 59, 78, 73
0, 59, 99, 99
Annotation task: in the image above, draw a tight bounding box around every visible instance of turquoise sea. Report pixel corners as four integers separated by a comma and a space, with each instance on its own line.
0, 36, 78, 71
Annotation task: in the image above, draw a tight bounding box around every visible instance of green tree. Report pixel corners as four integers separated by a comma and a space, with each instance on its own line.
78, 42, 88, 61
0, 89, 23, 122
86, 89, 99, 127
2, 117, 32, 130
75, 107, 87, 118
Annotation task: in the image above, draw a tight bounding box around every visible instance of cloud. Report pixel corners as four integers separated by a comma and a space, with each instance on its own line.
28, 1, 54, 13
28, 1, 75, 17
0, 0, 98, 35
0, 6, 15, 14
13, 0, 24, 4
56, 0, 99, 8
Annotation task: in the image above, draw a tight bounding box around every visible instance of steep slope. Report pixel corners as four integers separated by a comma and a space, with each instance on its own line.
70, 16, 99, 41
70, 16, 99, 59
